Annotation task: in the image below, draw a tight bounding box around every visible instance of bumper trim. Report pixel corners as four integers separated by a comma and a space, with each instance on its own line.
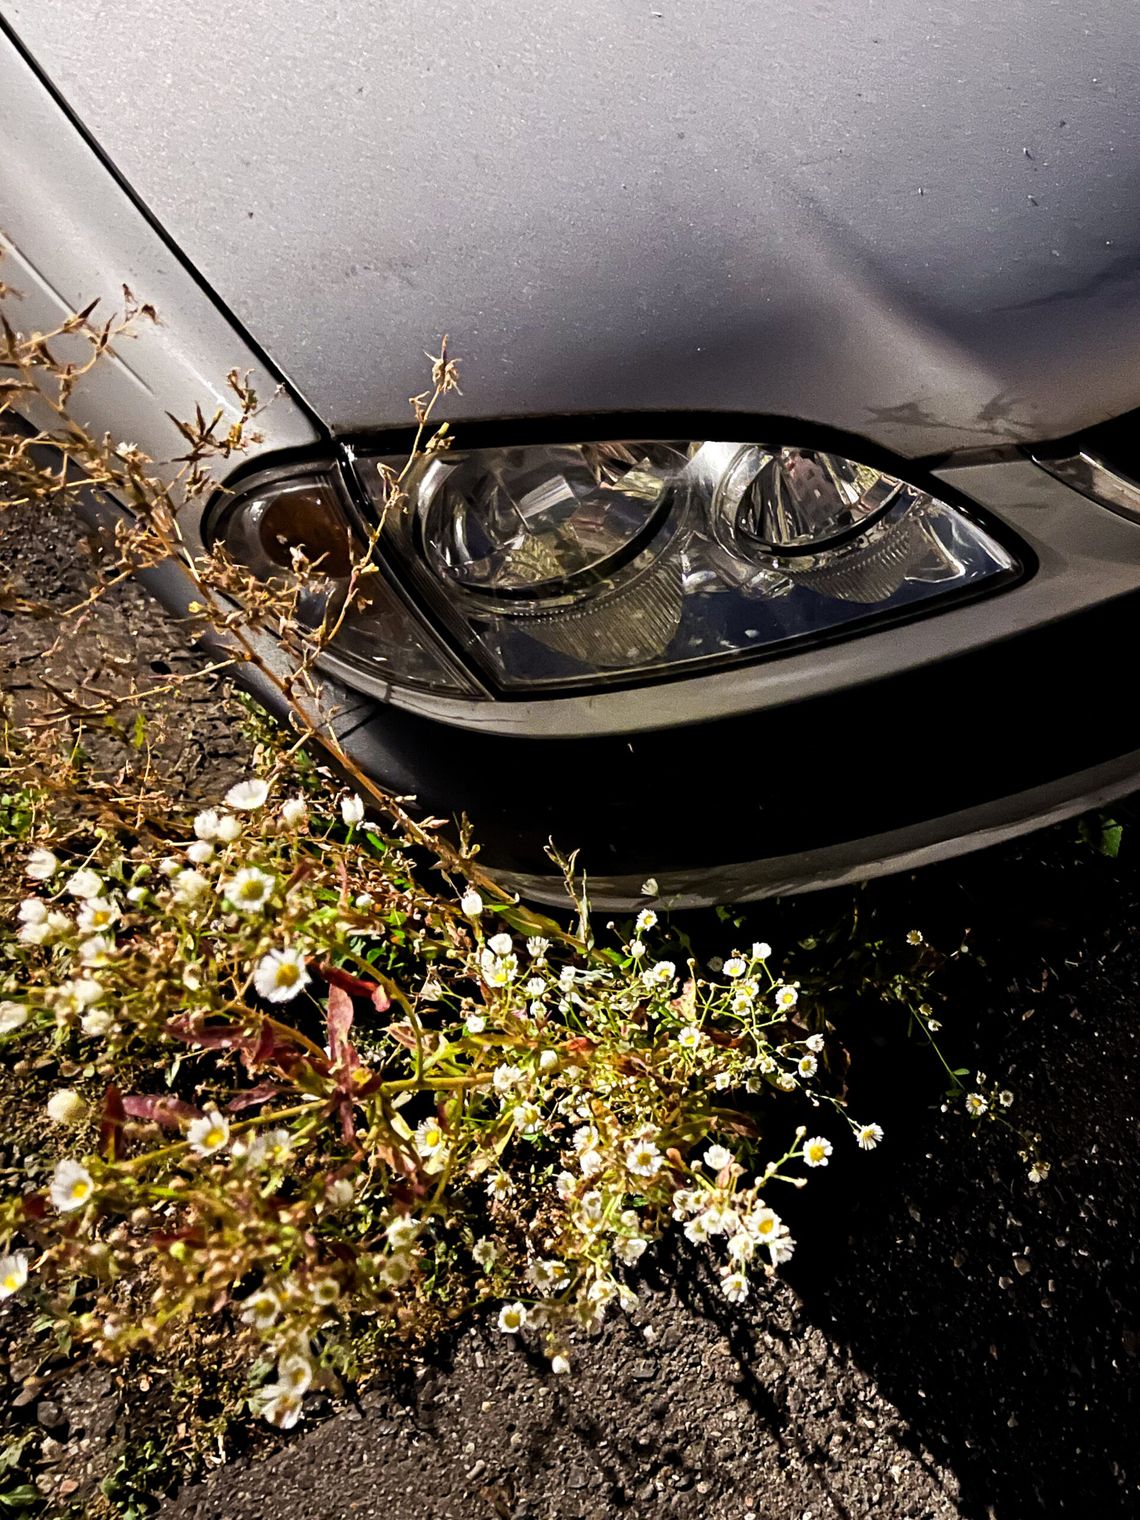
496, 747, 1140, 910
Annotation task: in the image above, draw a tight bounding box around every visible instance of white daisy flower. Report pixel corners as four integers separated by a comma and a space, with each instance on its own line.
80, 1008, 114, 1037
18, 898, 47, 924
774, 985, 799, 1011
225, 777, 270, 811
486, 1172, 513, 1201
280, 797, 308, 828
677, 1025, 702, 1050
579, 1147, 604, 1178
384, 1214, 421, 1250
856, 1122, 884, 1151
326, 1177, 354, 1207
253, 947, 310, 1003
525, 936, 549, 961
752, 941, 772, 961
26, 848, 60, 881
172, 870, 210, 906
77, 897, 120, 934
464, 1012, 486, 1035
65, 868, 104, 900
555, 1170, 577, 1200
471, 1238, 498, 1268
240, 1288, 280, 1329
550, 1353, 571, 1375
628, 939, 646, 958
0, 1252, 29, 1298
641, 877, 659, 896
642, 960, 676, 988
47, 1090, 87, 1125
797, 1054, 818, 1078
723, 956, 746, 979
487, 931, 513, 955
243, 1128, 293, 1168
415, 1117, 446, 1156
187, 1110, 230, 1156
803, 1135, 833, 1168
340, 793, 365, 826
998, 1090, 1015, 1109
497, 1301, 528, 1334
635, 908, 657, 933
257, 1382, 304, 1429
906, 929, 924, 946
310, 1277, 341, 1307
805, 1032, 825, 1052
215, 814, 242, 844
276, 1355, 314, 1394
50, 1159, 95, 1212
516, 1101, 541, 1131
461, 889, 484, 917
684, 1212, 711, 1244
625, 1139, 662, 1178
78, 935, 115, 967
380, 1253, 413, 1287
481, 953, 517, 988
524, 976, 546, 997
615, 1234, 648, 1265
186, 840, 214, 866
768, 1233, 795, 1265
193, 809, 221, 841
223, 867, 275, 913
703, 1143, 733, 1172
720, 1270, 750, 1304
965, 1093, 989, 1118
751, 1207, 782, 1243
53, 978, 105, 1016
0, 1001, 29, 1034
492, 1063, 523, 1094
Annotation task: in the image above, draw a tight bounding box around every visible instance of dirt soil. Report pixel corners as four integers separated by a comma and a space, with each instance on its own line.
3, 506, 1140, 1520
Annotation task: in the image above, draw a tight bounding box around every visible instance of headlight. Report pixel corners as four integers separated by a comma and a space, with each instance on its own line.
360, 439, 1019, 691
213, 442, 1019, 698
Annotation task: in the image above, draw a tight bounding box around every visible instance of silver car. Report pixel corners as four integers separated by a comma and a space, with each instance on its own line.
4, 1, 1140, 907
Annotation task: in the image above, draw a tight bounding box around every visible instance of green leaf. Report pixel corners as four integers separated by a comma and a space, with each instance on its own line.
0, 1486, 42, 1511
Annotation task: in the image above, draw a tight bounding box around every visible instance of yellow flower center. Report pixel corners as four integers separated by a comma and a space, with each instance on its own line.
3, 1273, 20, 1291
70, 1180, 90, 1201
276, 963, 300, 986
205, 1127, 225, 1148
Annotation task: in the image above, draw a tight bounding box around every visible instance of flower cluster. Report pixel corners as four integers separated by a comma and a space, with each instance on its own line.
0, 765, 890, 1426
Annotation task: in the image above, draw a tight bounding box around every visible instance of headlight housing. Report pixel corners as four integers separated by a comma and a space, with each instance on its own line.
212, 440, 1019, 699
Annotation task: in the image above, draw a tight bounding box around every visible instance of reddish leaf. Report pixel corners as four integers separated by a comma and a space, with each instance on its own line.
122, 1094, 201, 1129
225, 1083, 284, 1113
335, 1093, 357, 1145
100, 1085, 126, 1160
325, 984, 362, 1094
319, 962, 381, 1000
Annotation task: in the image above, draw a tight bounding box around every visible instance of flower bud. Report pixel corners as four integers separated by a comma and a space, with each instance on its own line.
47, 1089, 88, 1125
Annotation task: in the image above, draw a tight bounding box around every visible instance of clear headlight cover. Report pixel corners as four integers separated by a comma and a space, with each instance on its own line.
356, 440, 1019, 692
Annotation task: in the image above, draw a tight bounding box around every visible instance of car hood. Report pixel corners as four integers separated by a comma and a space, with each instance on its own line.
5, 0, 1140, 457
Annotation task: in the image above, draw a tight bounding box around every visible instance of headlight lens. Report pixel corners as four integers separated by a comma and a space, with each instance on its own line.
212, 443, 1019, 700
210, 469, 477, 695
360, 440, 1018, 691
